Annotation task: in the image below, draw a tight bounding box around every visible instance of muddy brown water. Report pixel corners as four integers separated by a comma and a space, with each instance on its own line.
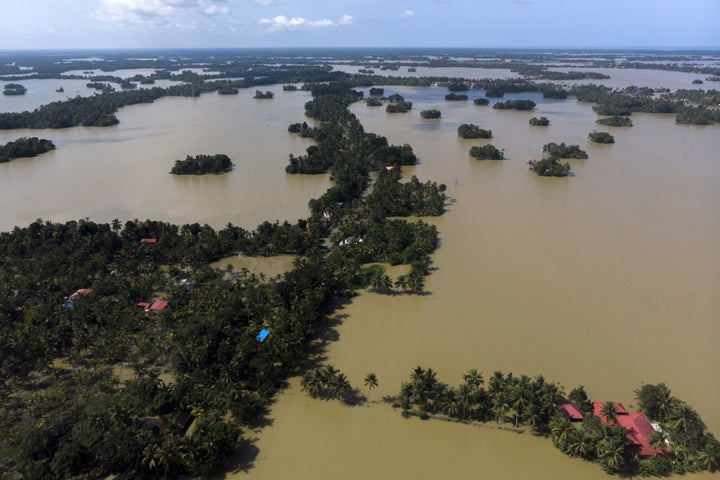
1, 71, 718, 479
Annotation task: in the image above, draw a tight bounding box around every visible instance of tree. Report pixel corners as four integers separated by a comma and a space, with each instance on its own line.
457, 123, 491, 139
529, 116, 550, 126
364, 372, 378, 400
600, 401, 619, 426
462, 369, 484, 392
649, 430, 667, 455
550, 415, 575, 446
420, 109, 441, 119
588, 131, 614, 144
527, 156, 571, 177
469, 145, 504, 160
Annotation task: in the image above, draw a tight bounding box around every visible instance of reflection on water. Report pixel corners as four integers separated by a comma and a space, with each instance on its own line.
1, 72, 719, 479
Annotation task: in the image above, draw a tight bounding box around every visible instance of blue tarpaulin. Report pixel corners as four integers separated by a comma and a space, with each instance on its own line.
256, 328, 271, 343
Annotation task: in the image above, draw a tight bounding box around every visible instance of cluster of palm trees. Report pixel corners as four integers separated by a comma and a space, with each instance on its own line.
395, 367, 564, 432
300, 365, 356, 402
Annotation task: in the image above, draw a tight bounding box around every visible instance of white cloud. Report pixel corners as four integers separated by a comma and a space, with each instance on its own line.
94, 0, 230, 27
253, 0, 275, 5
403, 10, 415, 17
259, 14, 354, 32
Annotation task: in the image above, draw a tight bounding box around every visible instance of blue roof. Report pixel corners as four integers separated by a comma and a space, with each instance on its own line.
256, 328, 271, 343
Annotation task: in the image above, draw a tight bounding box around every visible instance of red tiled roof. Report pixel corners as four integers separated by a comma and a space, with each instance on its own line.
140, 238, 157, 244
136, 302, 150, 309
70, 288, 92, 299
149, 300, 168, 311
558, 403, 583, 420
593, 402, 669, 457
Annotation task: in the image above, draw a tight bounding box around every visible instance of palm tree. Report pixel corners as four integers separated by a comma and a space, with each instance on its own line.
596, 437, 625, 473
649, 430, 667, 455
600, 401, 619, 426
463, 369, 484, 392
549, 415, 575, 446
111, 218, 122, 233
364, 372, 378, 401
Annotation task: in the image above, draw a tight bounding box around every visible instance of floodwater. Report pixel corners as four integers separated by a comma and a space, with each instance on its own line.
0, 86, 329, 231
1, 69, 719, 479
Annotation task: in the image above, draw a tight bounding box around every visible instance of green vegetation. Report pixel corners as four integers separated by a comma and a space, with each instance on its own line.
543, 142, 588, 159
493, 99, 536, 110
386, 101, 413, 113
394, 369, 718, 476
0, 80, 447, 478
366, 97, 383, 107
420, 109, 441, 119
529, 116, 550, 126
445, 93, 468, 101
369, 87, 384, 96
589, 131, 615, 144
457, 123, 492, 139
692, 79, 703, 84
473, 97, 489, 106
253, 90, 274, 99
170, 154, 234, 175
469, 145, 504, 160
596, 116, 633, 127
283, 84, 298, 91
218, 87, 239, 95
528, 156, 571, 177
0, 137, 55, 163
287, 121, 318, 138
3, 83, 27, 95
301, 365, 357, 403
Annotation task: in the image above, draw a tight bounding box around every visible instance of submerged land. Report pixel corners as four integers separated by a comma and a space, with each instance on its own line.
0, 48, 719, 479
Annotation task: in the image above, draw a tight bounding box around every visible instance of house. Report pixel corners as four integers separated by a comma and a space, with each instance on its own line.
593, 402, 669, 457
140, 238, 157, 244
63, 288, 92, 308
148, 300, 168, 312
558, 403, 583, 421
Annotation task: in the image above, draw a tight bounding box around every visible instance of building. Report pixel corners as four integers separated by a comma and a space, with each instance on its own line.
593, 402, 669, 457
558, 403, 583, 421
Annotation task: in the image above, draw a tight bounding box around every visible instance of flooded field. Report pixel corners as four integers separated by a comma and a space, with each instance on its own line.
1, 68, 718, 479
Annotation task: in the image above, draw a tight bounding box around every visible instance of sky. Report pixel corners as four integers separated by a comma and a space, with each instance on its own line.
1, 0, 718, 50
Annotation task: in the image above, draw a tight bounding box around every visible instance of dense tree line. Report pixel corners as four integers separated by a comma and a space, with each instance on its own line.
473, 97, 490, 105
170, 154, 234, 175
386, 101, 413, 113
0, 137, 55, 163
394, 370, 718, 476
445, 93, 468, 101
253, 90, 274, 99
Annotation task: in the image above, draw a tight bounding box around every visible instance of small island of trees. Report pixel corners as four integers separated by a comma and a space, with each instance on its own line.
3, 83, 27, 95
369, 87, 384, 96
218, 87, 239, 95
457, 123, 492, 139
386, 101, 413, 113
420, 109, 441, 119
170, 153, 233, 175
0, 137, 55, 163
596, 116, 633, 127
529, 116, 550, 126
366, 97, 383, 107
543, 142, 588, 159
469, 145, 504, 160
493, 99, 537, 110
528, 156, 571, 177
253, 90, 274, 99
473, 98, 490, 106
445, 93, 469, 101
589, 131, 615, 144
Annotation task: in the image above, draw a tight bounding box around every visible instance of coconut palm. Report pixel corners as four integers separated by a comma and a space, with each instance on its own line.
463, 369, 484, 392
649, 430, 667, 455
364, 372, 378, 400
600, 401, 619, 426
549, 415, 575, 446
596, 436, 625, 472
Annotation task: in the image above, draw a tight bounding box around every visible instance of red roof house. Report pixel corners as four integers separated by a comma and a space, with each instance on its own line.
70, 288, 92, 299
140, 238, 157, 244
558, 403, 583, 421
148, 300, 169, 312
593, 402, 669, 457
